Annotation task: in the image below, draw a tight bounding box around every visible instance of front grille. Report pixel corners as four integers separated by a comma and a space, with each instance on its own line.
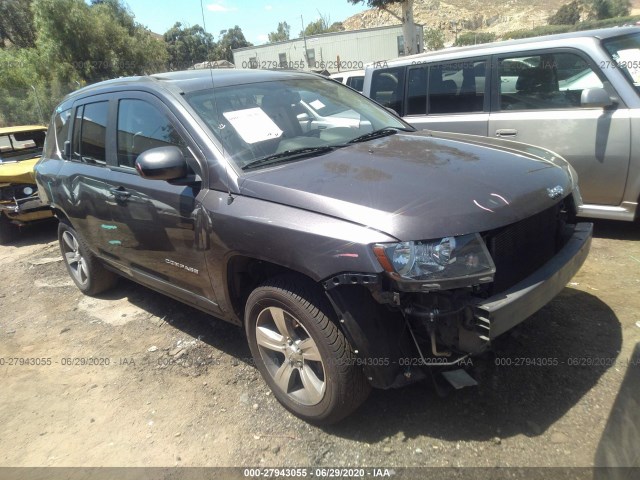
485, 201, 568, 294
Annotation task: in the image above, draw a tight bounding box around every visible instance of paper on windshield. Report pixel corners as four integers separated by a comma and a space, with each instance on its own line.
309, 99, 325, 110
616, 49, 640, 83
223, 108, 283, 144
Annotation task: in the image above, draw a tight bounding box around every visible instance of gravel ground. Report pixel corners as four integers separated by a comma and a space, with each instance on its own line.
0, 219, 638, 479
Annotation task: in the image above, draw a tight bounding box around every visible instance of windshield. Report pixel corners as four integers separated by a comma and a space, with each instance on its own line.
185, 77, 411, 170
0, 129, 46, 163
602, 32, 640, 92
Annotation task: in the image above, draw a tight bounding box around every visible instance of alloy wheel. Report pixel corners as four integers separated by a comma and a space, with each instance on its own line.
255, 306, 326, 406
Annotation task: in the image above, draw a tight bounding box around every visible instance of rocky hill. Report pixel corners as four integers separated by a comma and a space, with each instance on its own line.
342, 0, 640, 45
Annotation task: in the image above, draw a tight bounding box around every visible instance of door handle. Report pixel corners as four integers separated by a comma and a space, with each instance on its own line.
109, 187, 131, 200
496, 129, 518, 137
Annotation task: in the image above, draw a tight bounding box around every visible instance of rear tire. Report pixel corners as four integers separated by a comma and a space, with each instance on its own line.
245, 275, 371, 424
58, 221, 118, 295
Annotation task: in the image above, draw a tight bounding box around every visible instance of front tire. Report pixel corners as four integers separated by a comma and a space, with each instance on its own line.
245, 275, 370, 424
58, 221, 117, 295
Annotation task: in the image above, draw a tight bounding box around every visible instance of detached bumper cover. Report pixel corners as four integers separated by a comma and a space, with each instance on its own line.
475, 222, 593, 339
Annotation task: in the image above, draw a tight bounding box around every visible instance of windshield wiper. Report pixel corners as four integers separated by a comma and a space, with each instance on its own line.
242, 146, 338, 171
347, 127, 411, 144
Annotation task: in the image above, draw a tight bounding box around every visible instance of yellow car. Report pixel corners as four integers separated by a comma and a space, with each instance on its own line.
0, 125, 54, 243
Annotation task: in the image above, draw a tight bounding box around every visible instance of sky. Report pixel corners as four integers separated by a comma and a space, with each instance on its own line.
123, 0, 369, 45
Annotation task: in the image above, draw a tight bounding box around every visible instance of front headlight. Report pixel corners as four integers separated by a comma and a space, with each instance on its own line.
373, 233, 495, 282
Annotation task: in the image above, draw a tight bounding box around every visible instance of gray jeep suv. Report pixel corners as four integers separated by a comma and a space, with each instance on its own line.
36, 69, 592, 424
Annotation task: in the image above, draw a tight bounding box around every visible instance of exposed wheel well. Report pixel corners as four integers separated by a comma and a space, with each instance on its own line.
226, 256, 323, 324
52, 208, 70, 225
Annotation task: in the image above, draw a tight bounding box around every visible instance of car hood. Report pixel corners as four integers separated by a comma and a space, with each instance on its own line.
0, 157, 39, 184
240, 130, 574, 241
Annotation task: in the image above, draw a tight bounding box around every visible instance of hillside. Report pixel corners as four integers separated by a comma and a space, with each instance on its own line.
342, 0, 640, 45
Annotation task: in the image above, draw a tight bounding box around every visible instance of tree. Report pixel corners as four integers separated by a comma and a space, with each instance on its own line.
0, 0, 168, 126
348, 0, 419, 55
215, 26, 252, 63
588, 0, 630, 20
300, 14, 343, 37
453, 31, 496, 47
0, 0, 36, 48
268, 22, 290, 43
424, 28, 444, 51
548, 1, 582, 25
609, 0, 631, 17
164, 23, 216, 69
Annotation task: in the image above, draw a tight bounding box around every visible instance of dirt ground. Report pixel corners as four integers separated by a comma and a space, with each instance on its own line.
0, 218, 639, 474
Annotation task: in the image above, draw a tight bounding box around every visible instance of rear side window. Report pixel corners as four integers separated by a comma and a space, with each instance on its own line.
72, 101, 109, 165
116, 99, 189, 169
43, 108, 71, 160
346, 76, 364, 92
370, 67, 405, 114
428, 60, 486, 114
498, 52, 603, 111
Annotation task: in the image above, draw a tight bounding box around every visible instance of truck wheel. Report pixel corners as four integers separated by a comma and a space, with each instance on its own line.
0, 214, 19, 244
58, 221, 117, 295
245, 275, 370, 424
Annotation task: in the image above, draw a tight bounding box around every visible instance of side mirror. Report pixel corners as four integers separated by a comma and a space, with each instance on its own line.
135, 146, 187, 181
581, 87, 613, 108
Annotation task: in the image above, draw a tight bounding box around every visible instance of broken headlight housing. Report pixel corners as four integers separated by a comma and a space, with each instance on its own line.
374, 233, 495, 283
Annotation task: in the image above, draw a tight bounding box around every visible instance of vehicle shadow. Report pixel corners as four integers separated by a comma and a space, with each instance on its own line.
327, 288, 622, 442
97, 281, 621, 442
98, 278, 251, 361
590, 219, 640, 241
594, 342, 640, 477
6, 218, 58, 247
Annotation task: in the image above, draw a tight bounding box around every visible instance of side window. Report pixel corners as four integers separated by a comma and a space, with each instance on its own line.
499, 52, 603, 111
44, 108, 72, 159
346, 76, 364, 92
406, 66, 427, 115
370, 67, 406, 115
116, 99, 188, 169
72, 101, 109, 165
428, 59, 486, 114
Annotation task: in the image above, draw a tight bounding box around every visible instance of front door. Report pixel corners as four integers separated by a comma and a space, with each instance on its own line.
488, 50, 631, 207
102, 93, 218, 311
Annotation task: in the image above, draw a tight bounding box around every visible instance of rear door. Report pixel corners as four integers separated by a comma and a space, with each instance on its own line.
367, 58, 490, 135
488, 49, 631, 206
101, 91, 218, 310
404, 57, 490, 135
58, 96, 114, 250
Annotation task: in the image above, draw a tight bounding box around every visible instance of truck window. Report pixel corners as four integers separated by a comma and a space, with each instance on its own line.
428, 59, 486, 114
370, 67, 405, 115
499, 52, 603, 110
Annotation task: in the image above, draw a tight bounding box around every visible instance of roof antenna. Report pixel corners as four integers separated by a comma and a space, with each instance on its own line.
200, 0, 235, 205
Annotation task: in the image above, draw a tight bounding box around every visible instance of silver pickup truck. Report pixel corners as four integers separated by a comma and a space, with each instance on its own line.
363, 27, 640, 222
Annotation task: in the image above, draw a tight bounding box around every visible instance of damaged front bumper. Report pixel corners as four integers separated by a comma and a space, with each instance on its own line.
324, 222, 593, 389
476, 222, 592, 340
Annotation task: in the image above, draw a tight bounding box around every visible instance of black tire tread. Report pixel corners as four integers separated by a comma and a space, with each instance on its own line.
58, 221, 118, 295
246, 274, 370, 424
